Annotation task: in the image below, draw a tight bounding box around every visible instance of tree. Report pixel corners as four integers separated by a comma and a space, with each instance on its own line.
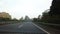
25, 16, 30, 20
38, 15, 41, 19
41, 9, 60, 24
20, 17, 23, 20
0, 12, 11, 21
12, 18, 18, 21
19, 17, 24, 22
41, 9, 50, 22
0, 12, 11, 19
24, 16, 31, 22
48, 0, 60, 24
33, 18, 38, 22
49, 0, 60, 15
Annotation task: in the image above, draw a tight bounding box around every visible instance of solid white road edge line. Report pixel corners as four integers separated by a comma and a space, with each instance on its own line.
32, 23, 50, 34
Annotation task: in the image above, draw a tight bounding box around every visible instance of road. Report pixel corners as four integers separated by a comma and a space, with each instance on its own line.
0, 22, 49, 34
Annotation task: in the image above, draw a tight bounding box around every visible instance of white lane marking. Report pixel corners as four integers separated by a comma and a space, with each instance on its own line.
18, 24, 23, 28
32, 23, 50, 34
18, 22, 28, 28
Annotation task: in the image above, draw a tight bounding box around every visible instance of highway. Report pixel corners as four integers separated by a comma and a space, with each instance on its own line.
0, 22, 49, 34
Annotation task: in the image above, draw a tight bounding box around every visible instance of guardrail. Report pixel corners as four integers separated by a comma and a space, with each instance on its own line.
34, 22, 60, 29
0, 21, 20, 25
40, 22, 60, 26
34, 22, 60, 27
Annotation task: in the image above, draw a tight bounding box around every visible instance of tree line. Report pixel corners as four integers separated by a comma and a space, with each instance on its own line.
33, 0, 60, 24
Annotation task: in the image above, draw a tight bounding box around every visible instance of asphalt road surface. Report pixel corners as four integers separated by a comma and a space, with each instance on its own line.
0, 22, 49, 34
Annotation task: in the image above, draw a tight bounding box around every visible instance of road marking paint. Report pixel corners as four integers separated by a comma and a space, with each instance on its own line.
18, 24, 23, 28
32, 23, 50, 34
18, 22, 28, 28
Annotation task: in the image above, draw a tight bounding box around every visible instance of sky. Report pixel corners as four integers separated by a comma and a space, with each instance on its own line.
0, 0, 52, 19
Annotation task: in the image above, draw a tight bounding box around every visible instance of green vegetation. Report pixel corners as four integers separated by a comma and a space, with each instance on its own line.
32, 9, 60, 29
33, 9, 60, 24
0, 12, 19, 25
0, 13, 31, 25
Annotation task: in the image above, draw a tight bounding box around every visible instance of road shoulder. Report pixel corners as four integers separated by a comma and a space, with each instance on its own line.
33, 22, 60, 34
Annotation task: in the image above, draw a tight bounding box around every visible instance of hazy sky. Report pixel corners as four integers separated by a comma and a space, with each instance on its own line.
0, 0, 52, 19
